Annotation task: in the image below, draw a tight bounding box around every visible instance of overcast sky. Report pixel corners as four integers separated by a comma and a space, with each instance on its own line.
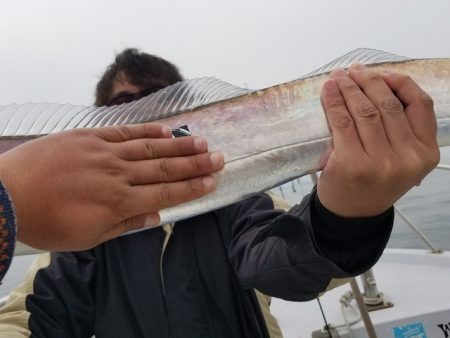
1, 0, 450, 106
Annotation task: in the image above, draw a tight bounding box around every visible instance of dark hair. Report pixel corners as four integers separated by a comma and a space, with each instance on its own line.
95, 48, 183, 106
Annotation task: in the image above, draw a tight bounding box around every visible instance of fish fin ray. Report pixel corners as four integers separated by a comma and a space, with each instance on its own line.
0, 77, 250, 137
301, 48, 410, 78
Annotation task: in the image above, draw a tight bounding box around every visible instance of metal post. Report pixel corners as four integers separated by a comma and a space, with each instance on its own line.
349, 278, 378, 338
360, 270, 383, 305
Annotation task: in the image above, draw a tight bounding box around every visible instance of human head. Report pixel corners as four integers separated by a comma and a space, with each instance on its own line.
95, 48, 183, 106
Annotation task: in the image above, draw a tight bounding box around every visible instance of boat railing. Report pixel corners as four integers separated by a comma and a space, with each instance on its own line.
391, 163, 449, 254
437, 164, 450, 171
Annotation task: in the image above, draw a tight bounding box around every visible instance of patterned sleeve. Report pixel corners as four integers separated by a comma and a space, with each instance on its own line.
0, 181, 16, 283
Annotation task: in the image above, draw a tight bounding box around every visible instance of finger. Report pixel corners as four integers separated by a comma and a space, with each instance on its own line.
100, 212, 161, 241
92, 123, 172, 143
331, 68, 391, 155
126, 151, 224, 185
117, 136, 209, 161
320, 79, 363, 157
128, 175, 217, 215
382, 72, 437, 147
348, 65, 414, 151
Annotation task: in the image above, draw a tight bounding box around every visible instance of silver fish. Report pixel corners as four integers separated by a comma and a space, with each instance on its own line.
2, 49, 450, 256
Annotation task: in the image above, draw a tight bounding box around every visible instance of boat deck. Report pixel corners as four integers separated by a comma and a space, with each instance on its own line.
272, 248, 450, 337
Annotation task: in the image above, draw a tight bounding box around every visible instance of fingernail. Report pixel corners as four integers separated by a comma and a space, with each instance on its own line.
350, 63, 366, 71
162, 126, 172, 137
144, 213, 160, 227
330, 68, 347, 78
202, 176, 215, 190
210, 151, 224, 168
323, 80, 339, 94
194, 137, 207, 151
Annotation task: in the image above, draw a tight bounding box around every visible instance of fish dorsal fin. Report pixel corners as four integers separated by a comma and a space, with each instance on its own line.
302, 48, 410, 78
0, 77, 251, 137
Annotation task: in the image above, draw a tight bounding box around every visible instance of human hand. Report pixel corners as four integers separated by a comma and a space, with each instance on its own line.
317, 64, 439, 217
0, 123, 224, 250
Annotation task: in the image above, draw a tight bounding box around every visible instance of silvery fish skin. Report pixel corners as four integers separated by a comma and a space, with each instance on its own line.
2, 49, 450, 256
154, 57, 450, 226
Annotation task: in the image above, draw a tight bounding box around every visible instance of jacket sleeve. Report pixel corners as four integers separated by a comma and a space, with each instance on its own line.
224, 188, 393, 301
25, 251, 96, 338
0, 181, 16, 284
0, 253, 52, 338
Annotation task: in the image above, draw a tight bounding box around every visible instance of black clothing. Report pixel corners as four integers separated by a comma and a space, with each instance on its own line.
27, 191, 393, 338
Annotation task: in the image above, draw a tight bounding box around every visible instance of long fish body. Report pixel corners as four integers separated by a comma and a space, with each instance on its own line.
1, 49, 450, 255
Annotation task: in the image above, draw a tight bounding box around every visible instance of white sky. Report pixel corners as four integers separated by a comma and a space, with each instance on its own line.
1, 0, 450, 105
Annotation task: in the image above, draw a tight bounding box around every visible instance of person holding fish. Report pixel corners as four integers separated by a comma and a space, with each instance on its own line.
0, 49, 439, 337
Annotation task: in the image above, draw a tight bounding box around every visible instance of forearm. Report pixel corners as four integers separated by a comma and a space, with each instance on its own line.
228, 190, 393, 301
309, 190, 393, 274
